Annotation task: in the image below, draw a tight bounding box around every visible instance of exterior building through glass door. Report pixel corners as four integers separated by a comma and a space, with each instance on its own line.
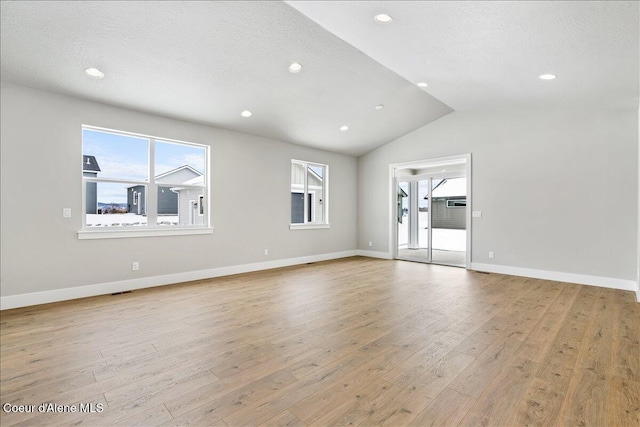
397, 179, 430, 263
430, 177, 467, 267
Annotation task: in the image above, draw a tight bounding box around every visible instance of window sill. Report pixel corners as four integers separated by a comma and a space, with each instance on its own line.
78, 227, 213, 240
289, 224, 330, 230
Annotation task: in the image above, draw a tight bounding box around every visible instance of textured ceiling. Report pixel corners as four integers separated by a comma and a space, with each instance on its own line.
288, 1, 639, 112
0, 1, 451, 156
1, 2, 638, 158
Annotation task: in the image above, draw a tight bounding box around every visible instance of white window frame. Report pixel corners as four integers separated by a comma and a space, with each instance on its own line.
446, 199, 467, 208
290, 159, 329, 230
78, 125, 212, 239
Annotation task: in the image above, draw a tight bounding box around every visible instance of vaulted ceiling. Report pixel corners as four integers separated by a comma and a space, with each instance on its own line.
1, 1, 638, 156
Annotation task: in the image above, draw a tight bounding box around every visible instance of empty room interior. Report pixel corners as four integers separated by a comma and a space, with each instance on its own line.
1, 1, 639, 426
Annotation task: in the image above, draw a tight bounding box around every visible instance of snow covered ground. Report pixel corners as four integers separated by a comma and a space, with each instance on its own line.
86, 213, 178, 227
398, 221, 466, 251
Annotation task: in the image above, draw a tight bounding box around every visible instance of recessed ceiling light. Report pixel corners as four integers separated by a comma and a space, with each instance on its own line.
539, 74, 557, 80
84, 67, 104, 79
374, 13, 393, 23
241, 110, 252, 118
289, 62, 302, 73
417, 82, 428, 88
375, 104, 384, 110
340, 125, 349, 131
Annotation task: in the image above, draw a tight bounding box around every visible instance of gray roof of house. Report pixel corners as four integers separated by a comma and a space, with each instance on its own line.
83, 155, 101, 172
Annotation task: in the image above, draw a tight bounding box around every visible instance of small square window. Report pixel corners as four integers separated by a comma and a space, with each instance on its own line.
290, 160, 328, 228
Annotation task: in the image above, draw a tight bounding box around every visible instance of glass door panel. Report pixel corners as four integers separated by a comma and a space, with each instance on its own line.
430, 177, 467, 267
397, 182, 409, 252
417, 180, 430, 254
397, 180, 430, 263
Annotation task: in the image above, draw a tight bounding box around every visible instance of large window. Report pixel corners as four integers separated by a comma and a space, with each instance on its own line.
290, 160, 328, 228
81, 126, 209, 238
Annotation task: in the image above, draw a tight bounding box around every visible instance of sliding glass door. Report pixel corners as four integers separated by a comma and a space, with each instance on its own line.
397, 180, 430, 262
430, 177, 467, 266
396, 174, 467, 267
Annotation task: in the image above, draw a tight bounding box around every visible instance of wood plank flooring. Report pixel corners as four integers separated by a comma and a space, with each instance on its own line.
1, 257, 638, 426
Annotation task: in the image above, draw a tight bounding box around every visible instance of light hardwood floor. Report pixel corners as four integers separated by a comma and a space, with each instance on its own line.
1, 257, 638, 426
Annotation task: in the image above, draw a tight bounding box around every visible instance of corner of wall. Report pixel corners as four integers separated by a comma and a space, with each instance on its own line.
637, 98, 640, 302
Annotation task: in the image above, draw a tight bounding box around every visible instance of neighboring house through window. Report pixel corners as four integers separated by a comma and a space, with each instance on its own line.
83, 155, 101, 215
290, 160, 329, 229
81, 126, 209, 236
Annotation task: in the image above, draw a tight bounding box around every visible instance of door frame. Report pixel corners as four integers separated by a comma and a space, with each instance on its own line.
389, 154, 472, 269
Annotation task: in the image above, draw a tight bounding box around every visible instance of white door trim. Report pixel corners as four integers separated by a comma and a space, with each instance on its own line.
389, 153, 472, 269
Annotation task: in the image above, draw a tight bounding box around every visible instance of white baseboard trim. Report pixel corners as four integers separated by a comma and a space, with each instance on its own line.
356, 250, 393, 260
0, 250, 359, 310
471, 262, 637, 292
4, 254, 634, 310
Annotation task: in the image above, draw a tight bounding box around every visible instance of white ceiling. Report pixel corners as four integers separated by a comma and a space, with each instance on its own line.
1, 1, 638, 157
289, 0, 639, 111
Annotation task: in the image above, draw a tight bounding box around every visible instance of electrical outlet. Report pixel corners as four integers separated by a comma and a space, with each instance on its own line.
368, 241, 373, 247
132, 262, 139, 271
489, 251, 495, 259
264, 249, 269, 256
472, 211, 482, 218
63, 208, 71, 218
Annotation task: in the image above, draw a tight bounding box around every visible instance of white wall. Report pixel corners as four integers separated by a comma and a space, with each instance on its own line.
2, 82, 637, 305
359, 109, 638, 283
0, 82, 358, 300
